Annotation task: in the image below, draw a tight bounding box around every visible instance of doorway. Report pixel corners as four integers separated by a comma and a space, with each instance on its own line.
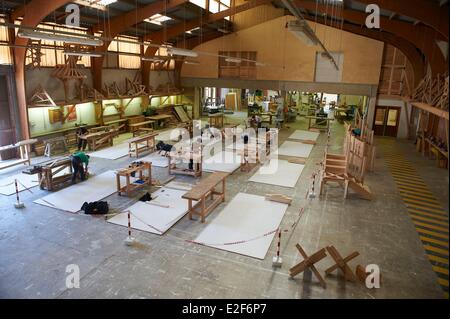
373, 106, 401, 137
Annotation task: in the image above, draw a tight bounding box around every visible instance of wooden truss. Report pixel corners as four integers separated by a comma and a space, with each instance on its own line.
413, 73, 449, 109
29, 85, 57, 107
25, 40, 45, 69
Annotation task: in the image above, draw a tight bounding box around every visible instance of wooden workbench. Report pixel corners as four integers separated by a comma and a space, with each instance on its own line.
128, 132, 159, 158
306, 116, 333, 131
116, 161, 152, 197
129, 120, 156, 135
182, 172, 229, 223
208, 113, 224, 128
79, 130, 117, 151
168, 143, 203, 177
36, 157, 73, 191
146, 114, 174, 129
0, 139, 37, 170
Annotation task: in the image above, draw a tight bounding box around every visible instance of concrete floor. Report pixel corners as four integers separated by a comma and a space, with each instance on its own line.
0, 113, 448, 299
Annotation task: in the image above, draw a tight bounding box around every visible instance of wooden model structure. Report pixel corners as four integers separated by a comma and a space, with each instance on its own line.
182, 172, 229, 223
52, 56, 87, 103
26, 40, 44, 69
116, 161, 152, 197
289, 244, 328, 288
0, 139, 37, 170
410, 73, 449, 168
324, 246, 359, 282
168, 141, 203, 177
125, 74, 147, 97
77, 83, 105, 102
28, 85, 57, 107
319, 125, 374, 200
104, 81, 122, 99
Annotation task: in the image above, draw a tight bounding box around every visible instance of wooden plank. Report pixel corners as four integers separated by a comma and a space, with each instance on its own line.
265, 194, 292, 205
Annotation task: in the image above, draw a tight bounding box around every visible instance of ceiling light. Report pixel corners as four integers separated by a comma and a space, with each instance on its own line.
73, 0, 117, 10
141, 56, 166, 62
218, 28, 231, 34
98, 0, 118, 5
167, 47, 198, 58
225, 57, 241, 63
186, 27, 200, 34
64, 51, 103, 58
18, 30, 103, 46
184, 60, 200, 65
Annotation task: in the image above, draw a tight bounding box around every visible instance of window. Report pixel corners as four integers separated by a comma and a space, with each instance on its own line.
117, 36, 141, 69
23, 23, 92, 67
0, 18, 12, 65
209, 0, 219, 13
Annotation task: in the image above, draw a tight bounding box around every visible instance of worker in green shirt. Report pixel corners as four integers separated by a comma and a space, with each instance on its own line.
71, 151, 90, 183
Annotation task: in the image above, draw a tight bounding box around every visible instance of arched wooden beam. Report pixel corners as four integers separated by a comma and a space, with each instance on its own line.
303, 15, 425, 87
294, 0, 447, 76
355, 0, 449, 41
12, 0, 72, 140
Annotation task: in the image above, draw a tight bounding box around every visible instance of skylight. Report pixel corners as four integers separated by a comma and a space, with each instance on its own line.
145, 14, 173, 25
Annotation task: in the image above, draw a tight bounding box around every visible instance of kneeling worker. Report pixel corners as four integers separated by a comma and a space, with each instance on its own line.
71, 151, 90, 183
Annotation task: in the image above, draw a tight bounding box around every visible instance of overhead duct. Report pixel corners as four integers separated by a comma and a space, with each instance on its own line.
287, 20, 319, 46
282, 0, 340, 70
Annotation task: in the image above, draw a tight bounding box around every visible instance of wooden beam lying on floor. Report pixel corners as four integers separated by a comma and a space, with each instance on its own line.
265, 194, 292, 205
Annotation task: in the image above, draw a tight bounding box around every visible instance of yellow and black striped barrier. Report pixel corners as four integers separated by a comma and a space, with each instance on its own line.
379, 140, 449, 298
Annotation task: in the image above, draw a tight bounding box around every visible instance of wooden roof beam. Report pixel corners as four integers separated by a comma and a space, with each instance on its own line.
355, 0, 448, 40
294, 0, 447, 75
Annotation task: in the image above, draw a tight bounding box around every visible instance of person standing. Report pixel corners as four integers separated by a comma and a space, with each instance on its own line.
76, 126, 89, 151
275, 103, 285, 130
71, 151, 90, 183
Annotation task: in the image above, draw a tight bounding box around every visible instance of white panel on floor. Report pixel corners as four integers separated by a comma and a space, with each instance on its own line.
288, 130, 320, 141
107, 188, 192, 235
0, 173, 38, 195
34, 171, 117, 213
203, 151, 241, 173
0, 168, 72, 196
277, 141, 314, 158
248, 159, 304, 188
194, 193, 288, 259
88, 143, 129, 160
138, 152, 169, 167
164, 181, 193, 191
